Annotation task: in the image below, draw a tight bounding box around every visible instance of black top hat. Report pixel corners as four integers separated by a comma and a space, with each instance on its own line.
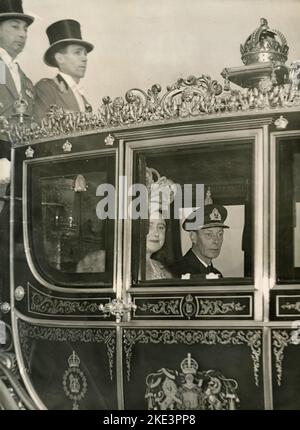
0, 0, 34, 25
44, 19, 94, 67
182, 204, 230, 231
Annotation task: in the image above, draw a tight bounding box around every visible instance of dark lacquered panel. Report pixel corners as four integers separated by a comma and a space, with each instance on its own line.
18, 320, 117, 410
272, 328, 300, 410
270, 290, 300, 321
276, 137, 300, 284
132, 293, 253, 320
123, 328, 264, 410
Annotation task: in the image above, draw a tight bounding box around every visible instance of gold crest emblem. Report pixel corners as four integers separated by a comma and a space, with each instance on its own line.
209, 208, 221, 221
62, 351, 87, 410
145, 353, 240, 410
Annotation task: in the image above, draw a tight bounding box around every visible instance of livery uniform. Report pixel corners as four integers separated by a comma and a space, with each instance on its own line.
0, 53, 35, 117
0, 0, 35, 117
34, 19, 94, 123
34, 73, 91, 123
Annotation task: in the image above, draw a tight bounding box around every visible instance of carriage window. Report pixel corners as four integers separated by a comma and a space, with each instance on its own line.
28, 154, 115, 287
131, 141, 254, 286
277, 139, 300, 283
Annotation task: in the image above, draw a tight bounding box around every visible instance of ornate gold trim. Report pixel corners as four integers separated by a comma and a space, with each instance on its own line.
28, 284, 111, 317
1, 74, 300, 145
133, 295, 251, 319
197, 299, 246, 316
137, 299, 181, 316
18, 320, 116, 380
281, 302, 300, 312
123, 329, 262, 386
272, 330, 293, 386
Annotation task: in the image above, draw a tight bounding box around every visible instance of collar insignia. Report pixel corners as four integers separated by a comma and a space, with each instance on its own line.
25, 88, 33, 99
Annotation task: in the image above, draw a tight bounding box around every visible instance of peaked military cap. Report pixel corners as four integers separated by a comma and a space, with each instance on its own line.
182, 204, 229, 231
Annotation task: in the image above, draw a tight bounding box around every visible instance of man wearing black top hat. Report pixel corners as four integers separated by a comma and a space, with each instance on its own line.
171, 204, 229, 279
0, 0, 35, 117
34, 19, 94, 123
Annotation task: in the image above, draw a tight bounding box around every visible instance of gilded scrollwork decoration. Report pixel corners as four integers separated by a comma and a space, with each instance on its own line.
272, 329, 300, 386
0, 20, 297, 145
27, 283, 110, 317
1, 71, 300, 145
123, 329, 262, 386
136, 299, 181, 316
281, 302, 300, 313
197, 299, 246, 316
18, 320, 116, 380
30, 291, 100, 316
134, 295, 249, 319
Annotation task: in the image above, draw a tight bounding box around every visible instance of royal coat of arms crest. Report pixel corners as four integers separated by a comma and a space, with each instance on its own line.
145, 353, 239, 410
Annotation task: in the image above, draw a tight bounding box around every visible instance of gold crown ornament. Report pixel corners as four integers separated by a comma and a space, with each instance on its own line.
240, 18, 288, 65
222, 18, 289, 89
180, 353, 199, 375
68, 351, 80, 368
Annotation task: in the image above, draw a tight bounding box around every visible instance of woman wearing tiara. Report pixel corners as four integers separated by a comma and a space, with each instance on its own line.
145, 167, 175, 280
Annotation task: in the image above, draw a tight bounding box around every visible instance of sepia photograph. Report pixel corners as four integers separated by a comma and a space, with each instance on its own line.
1, 0, 300, 411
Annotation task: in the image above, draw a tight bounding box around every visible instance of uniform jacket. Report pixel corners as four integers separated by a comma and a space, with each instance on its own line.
34, 74, 91, 123
0, 59, 35, 117
170, 249, 223, 278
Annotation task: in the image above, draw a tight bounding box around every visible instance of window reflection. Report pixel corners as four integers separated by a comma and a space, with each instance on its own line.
29, 155, 115, 287
40, 173, 106, 273
293, 154, 300, 268
277, 139, 300, 282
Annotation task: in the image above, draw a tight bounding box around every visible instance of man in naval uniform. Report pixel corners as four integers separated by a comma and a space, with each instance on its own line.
0, 0, 35, 118
172, 204, 229, 279
34, 19, 94, 123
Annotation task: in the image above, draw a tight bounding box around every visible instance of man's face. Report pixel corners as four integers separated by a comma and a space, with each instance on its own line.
191, 227, 224, 263
0, 19, 28, 58
55, 44, 88, 81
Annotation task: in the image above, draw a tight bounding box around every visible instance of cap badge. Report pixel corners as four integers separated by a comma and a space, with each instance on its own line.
209, 208, 221, 221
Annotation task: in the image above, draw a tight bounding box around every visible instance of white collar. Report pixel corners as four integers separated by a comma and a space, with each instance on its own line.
58, 72, 84, 95
0, 48, 18, 66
